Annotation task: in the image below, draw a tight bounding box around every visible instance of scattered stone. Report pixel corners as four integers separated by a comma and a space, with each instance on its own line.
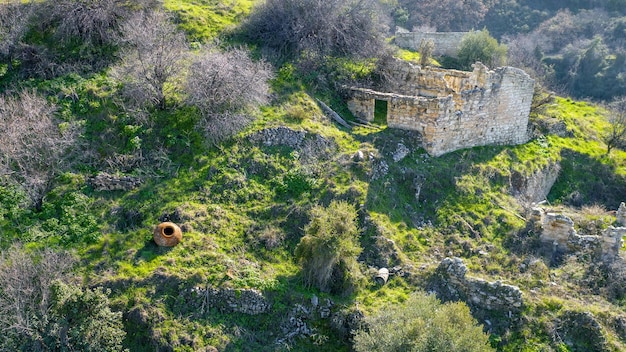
190, 286, 270, 315
371, 160, 389, 180
248, 126, 336, 162
90, 172, 141, 191
392, 143, 410, 162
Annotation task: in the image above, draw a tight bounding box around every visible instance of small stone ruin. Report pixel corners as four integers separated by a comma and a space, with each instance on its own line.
531, 207, 625, 261
434, 257, 523, 313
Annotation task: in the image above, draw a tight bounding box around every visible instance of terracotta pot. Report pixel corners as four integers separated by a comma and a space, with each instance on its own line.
153, 222, 182, 247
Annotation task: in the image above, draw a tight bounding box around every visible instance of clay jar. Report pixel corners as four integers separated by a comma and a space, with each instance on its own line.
153, 222, 182, 247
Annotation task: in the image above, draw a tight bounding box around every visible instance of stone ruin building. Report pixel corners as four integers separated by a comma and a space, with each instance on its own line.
346, 58, 535, 156
394, 31, 467, 57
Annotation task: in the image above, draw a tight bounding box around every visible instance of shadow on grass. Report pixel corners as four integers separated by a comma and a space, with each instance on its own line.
549, 148, 626, 209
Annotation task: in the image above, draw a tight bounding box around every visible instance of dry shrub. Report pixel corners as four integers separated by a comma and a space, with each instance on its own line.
0, 244, 76, 348
0, 90, 81, 206
112, 10, 188, 111
242, 0, 388, 61
185, 46, 273, 145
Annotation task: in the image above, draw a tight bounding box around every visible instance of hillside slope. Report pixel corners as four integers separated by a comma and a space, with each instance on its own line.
1, 1, 626, 351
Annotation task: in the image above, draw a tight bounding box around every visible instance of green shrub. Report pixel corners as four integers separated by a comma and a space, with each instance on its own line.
295, 200, 361, 294
456, 29, 507, 70
353, 291, 494, 352
47, 281, 126, 352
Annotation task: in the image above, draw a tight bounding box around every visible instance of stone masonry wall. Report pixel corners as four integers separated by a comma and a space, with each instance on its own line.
394, 32, 467, 57
533, 208, 625, 261
346, 60, 535, 156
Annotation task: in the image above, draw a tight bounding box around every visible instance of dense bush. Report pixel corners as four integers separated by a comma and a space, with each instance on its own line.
241, 0, 387, 61
399, 0, 491, 32
48, 281, 126, 352
295, 200, 361, 294
455, 30, 507, 70
0, 246, 124, 351
353, 291, 494, 352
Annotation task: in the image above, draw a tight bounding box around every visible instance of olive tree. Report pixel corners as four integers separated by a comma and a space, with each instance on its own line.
0, 90, 81, 207
353, 291, 494, 352
185, 46, 273, 145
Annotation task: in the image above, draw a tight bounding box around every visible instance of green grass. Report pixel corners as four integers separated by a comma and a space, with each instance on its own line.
3, 1, 626, 350
164, 0, 255, 42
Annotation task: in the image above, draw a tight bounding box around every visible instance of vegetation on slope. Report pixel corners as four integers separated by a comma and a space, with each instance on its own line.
1, 0, 626, 351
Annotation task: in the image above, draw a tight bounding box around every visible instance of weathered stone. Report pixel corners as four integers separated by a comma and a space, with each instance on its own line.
533, 208, 624, 261
431, 257, 523, 331
617, 202, 626, 226
248, 126, 336, 162
509, 162, 560, 204
90, 172, 142, 191
345, 59, 534, 156
330, 307, 365, 339
555, 311, 610, 352
190, 286, 270, 315
392, 143, 411, 162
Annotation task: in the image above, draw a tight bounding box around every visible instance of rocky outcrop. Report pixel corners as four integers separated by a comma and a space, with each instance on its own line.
430, 257, 523, 332
555, 311, 610, 352
275, 297, 335, 345
90, 172, 142, 191
617, 202, 626, 226
248, 126, 337, 162
190, 286, 270, 315
509, 162, 560, 204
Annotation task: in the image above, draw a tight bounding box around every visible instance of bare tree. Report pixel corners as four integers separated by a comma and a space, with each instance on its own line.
0, 244, 76, 349
112, 10, 188, 111
603, 97, 626, 155
0, 90, 81, 207
185, 46, 273, 145
400, 0, 492, 32
242, 0, 388, 61
0, 1, 36, 71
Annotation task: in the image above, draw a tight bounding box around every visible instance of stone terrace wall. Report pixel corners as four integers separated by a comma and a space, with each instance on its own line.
395, 32, 467, 57
346, 60, 535, 156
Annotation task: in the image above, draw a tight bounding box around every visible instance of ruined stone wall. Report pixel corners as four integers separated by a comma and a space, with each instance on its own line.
394, 32, 467, 57
346, 60, 535, 156
534, 208, 625, 261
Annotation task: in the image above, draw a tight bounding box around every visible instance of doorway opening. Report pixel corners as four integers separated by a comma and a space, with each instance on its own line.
374, 99, 388, 125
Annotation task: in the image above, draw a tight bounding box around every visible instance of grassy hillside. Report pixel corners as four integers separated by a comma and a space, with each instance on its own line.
2, 1, 626, 351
